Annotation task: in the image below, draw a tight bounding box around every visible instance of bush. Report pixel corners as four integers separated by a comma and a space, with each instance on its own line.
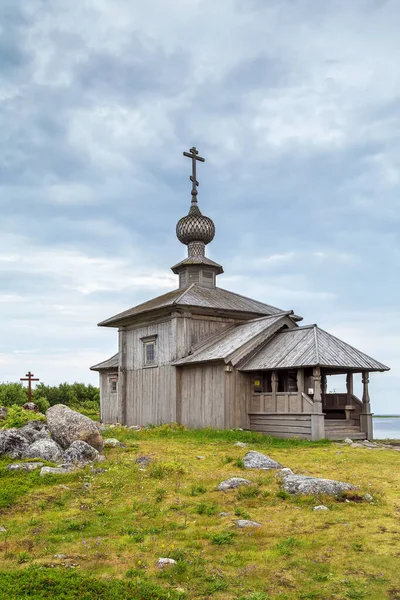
2, 405, 46, 429
34, 396, 50, 413
0, 383, 28, 407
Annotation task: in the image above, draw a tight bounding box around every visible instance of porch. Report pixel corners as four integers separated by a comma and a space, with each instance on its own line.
246, 368, 373, 441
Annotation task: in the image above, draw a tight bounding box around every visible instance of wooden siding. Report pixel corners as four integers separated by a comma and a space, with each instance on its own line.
250, 392, 313, 413
179, 364, 225, 428
249, 413, 313, 439
99, 371, 120, 424
190, 315, 236, 348
126, 365, 176, 426
225, 370, 252, 429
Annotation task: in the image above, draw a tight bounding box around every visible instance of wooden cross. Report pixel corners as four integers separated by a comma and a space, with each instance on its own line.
183, 146, 205, 202
20, 371, 39, 402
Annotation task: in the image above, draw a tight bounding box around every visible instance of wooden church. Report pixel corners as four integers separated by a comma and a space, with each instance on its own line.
91, 147, 389, 440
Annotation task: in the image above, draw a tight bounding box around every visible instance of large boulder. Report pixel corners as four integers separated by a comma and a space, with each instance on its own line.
26, 439, 64, 463
19, 421, 49, 445
22, 402, 38, 412
243, 451, 282, 470
281, 474, 357, 496
63, 440, 99, 464
46, 405, 103, 451
0, 429, 30, 459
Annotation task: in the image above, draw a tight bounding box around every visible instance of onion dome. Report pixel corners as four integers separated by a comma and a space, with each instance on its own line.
176, 203, 215, 246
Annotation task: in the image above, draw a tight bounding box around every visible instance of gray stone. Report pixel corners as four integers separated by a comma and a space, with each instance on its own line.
22, 402, 38, 412
98, 424, 108, 432
136, 455, 152, 466
103, 438, 124, 448
0, 526, 7, 533
91, 468, 107, 474
363, 494, 373, 502
40, 464, 76, 476
54, 554, 67, 559
0, 407, 7, 420
243, 451, 282, 470
19, 421, 49, 445
313, 505, 330, 511
351, 443, 364, 448
234, 442, 248, 448
235, 519, 262, 528
0, 429, 30, 459
276, 468, 294, 480
128, 425, 141, 431
196, 456, 205, 460
281, 474, 357, 496
156, 558, 176, 568
217, 477, 252, 491
63, 440, 99, 464
218, 512, 231, 517
26, 439, 64, 463
46, 404, 103, 451
7, 462, 44, 472
344, 438, 353, 444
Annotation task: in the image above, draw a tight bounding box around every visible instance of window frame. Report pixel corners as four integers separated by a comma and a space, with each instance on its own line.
141, 335, 158, 368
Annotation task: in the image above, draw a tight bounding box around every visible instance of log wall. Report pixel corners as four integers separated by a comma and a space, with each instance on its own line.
249, 413, 313, 439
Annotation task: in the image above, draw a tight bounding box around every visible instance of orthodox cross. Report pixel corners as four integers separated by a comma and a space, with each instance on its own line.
183, 146, 205, 203
20, 371, 39, 402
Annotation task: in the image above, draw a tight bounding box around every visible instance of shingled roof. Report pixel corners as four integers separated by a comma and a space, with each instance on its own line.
90, 353, 119, 371
98, 284, 301, 327
240, 325, 390, 372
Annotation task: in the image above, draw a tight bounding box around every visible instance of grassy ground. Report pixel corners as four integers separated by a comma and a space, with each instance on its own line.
0, 425, 399, 600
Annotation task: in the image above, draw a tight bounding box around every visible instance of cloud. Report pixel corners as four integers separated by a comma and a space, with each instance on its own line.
0, 0, 399, 412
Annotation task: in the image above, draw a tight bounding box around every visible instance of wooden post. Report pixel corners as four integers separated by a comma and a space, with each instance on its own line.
271, 371, 278, 412
297, 368, 304, 411
119, 327, 127, 425
311, 367, 325, 440
346, 372, 353, 403
360, 371, 373, 440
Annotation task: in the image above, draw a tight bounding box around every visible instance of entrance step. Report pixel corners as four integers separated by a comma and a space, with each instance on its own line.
325, 431, 367, 441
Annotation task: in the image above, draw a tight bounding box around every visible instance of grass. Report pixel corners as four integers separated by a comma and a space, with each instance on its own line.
0, 424, 399, 599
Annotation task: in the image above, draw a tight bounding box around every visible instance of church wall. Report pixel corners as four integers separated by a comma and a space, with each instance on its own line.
189, 316, 237, 348
99, 370, 120, 424
224, 370, 252, 430
179, 364, 225, 428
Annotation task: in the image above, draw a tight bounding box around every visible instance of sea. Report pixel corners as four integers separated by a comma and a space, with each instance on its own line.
373, 416, 400, 440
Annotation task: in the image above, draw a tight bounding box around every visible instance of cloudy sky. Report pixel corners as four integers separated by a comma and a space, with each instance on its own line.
1, 0, 399, 412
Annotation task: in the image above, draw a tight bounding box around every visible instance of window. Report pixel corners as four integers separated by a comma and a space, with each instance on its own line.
141, 335, 158, 367
109, 378, 117, 393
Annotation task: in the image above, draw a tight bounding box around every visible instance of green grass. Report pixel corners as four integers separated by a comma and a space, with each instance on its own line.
0, 424, 399, 599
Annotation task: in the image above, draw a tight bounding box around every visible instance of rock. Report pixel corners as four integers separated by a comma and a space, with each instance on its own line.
63, 440, 100, 464
136, 455, 152, 466
218, 477, 252, 491
235, 520, 262, 528
128, 425, 141, 431
46, 404, 103, 451
243, 451, 282, 470
234, 442, 248, 448
83, 482, 90, 489
276, 468, 294, 480
313, 505, 330, 511
22, 402, 38, 412
362, 441, 378, 448
363, 494, 373, 502
156, 558, 176, 568
281, 474, 357, 496
0, 407, 7, 420
7, 462, 44, 472
98, 424, 108, 432
218, 512, 231, 517
54, 554, 67, 559
19, 421, 49, 444
0, 429, 30, 459
91, 468, 107, 474
0, 526, 7, 533
344, 438, 353, 444
40, 464, 76, 476
351, 443, 364, 448
103, 438, 124, 448
26, 439, 64, 462
196, 456, 205, 460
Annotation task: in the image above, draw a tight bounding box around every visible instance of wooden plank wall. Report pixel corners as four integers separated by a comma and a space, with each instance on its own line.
100, 372, 120, 424
225, 370, 252, 429
180, 364, 225, 428
249, 413, 313, 439
250, 393, 312, 413
190, 316, 235, 347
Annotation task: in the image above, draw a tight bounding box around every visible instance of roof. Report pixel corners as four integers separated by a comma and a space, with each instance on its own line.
98, 284, 301, 327
173, 313, 290, 366
90, 353, 119, 371
240, 325, 390, 372
171, 255, 224, 274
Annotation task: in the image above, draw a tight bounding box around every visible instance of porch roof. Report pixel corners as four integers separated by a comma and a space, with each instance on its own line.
90, 353, 119, 371
240, 325, 390, 372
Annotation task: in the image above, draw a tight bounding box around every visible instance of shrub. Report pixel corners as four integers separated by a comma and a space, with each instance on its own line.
0, 383, 28, 407
2, 405, 46, 429
34, 396, 50, 413
149, 460, 186, 479
237, 485, 260, 500
210, 530, 236, 545
196, 502, 218, 516
190, 484, 207, 496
